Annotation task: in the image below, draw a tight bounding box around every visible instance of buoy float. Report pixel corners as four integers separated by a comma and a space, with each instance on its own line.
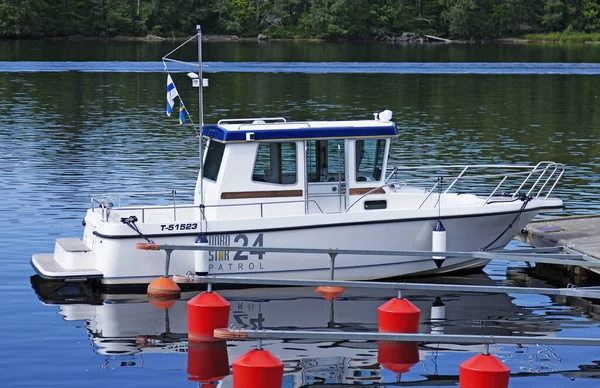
377, 291, 420, 374
432, 220, 447, 268
188, 291, 230, 342
148, 297, 177, 310
315, 285, 345, 300
459, 353, 510, 388
195, 234, 209, 276
187, 340, 230, 383
378, 292, 420, 333
232, 348, 283, 388
377, 341, 419, 373
147, 276, 181, 300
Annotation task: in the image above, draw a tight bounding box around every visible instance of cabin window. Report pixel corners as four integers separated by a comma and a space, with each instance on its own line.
203, 140, 225, 181
306, 139, 345, 182
364, 200, 387, 210
355, 139, 385, 182
252, 142, 297, 184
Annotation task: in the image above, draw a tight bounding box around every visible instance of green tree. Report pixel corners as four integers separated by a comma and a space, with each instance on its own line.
442, 0, 489, 39
104, 0, 139, 36
0, 0, 37, 37
542, 0, 566, 31
490, 0, 541, 37
368, 0, 419, 39
299, 0, 371, 39
582, 0, 600, 31
214, 0, 255, 35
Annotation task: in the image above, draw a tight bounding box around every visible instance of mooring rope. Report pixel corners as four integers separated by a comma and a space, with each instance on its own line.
481, 194, 532, 251
121, 216, 154, 244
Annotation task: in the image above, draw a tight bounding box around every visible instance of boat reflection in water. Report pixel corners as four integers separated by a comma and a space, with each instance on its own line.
31, 273, 571, 386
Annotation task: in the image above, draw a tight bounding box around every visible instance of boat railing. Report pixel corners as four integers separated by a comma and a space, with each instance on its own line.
91, 189, 195, 222
90, 189, 195, 209
369, 161, 563, 210
91, 195, 325, 223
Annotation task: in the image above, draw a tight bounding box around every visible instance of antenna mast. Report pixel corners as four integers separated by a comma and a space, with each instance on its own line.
197, 24, 204, 205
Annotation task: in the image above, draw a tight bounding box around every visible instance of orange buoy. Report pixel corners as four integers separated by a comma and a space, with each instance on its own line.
378, 296, 420, 333
232, 348, 283, 388
147, 276, 181, 299
315, 286, 345, 300
187, 340, 230, 383
378, 341, 419, 373
459, 354, 510, 388
148, 297, 177, 310
188, 291, 231, 342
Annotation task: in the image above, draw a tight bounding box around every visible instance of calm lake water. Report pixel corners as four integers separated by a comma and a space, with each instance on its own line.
1, 40, 599, 387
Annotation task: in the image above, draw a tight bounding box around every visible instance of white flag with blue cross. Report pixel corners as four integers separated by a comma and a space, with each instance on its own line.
166, 74, 179, 116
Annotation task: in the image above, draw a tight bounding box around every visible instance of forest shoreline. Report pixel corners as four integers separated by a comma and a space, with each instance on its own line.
31, 34, 600, 45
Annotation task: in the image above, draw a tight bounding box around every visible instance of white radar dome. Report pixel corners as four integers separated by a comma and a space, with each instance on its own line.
379, 110, 393, 122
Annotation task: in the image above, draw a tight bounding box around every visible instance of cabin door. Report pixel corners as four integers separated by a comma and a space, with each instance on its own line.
305, 139, 347, 213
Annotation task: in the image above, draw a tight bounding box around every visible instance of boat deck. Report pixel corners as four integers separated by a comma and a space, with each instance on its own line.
518, 214, 600, 281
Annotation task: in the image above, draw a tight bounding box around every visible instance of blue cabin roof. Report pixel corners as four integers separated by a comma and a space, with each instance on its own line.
202, 120, 398, 142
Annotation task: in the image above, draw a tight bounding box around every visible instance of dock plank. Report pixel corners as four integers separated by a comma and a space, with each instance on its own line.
519, 214, 600, 259
518, 214, 600, 279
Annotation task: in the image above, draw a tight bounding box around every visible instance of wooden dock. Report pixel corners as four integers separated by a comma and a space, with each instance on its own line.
518, 214, 600, 284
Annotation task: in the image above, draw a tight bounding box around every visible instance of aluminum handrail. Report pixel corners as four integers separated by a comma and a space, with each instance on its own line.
344, 162, 563, 213
386, 162, 564, 200
94, 198, 326, 222
90, 189, 194, 217
90, 189, 194, 198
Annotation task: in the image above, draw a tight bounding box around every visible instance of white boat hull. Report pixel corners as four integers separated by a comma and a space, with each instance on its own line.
32, 199, 560, 288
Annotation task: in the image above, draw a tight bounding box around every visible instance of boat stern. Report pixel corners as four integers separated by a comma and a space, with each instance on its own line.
31, 238, 102, 281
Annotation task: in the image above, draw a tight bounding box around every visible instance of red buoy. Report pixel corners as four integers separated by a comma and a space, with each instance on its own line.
147, 276, 181, 299
232, 349, 283, 388
188, 291, 231, 342
378, 297, 420, 333
378, 341, 419, 373
187, 340, 230, 383
459, 354, 510, 388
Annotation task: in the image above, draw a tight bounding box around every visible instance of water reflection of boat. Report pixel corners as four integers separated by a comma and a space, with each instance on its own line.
31, 273, 565, 386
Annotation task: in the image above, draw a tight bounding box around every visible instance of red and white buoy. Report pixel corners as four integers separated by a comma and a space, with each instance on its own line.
188, 287, 230, 343
459, 346, 510, 388
232, 342, 283, 388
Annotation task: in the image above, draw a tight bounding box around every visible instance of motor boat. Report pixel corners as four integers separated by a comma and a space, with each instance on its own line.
31, 28, 564, 290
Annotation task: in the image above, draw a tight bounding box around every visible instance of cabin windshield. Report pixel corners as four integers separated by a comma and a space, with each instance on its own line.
203, 140, 225, 181
252, 142, 297, 184
355, 139, 386, 181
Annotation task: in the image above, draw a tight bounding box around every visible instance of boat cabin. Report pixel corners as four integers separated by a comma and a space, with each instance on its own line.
196, 111, 397, 218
